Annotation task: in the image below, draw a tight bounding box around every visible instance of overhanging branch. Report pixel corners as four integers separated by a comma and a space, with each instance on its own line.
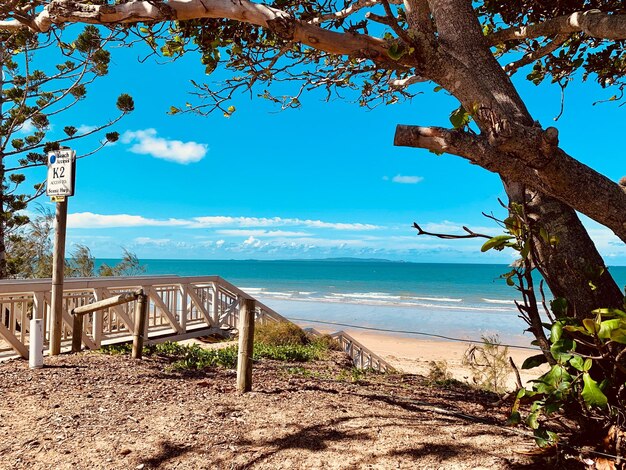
489, 10, 626, 44
394, 124, 626, 244
5, 0, 419, 70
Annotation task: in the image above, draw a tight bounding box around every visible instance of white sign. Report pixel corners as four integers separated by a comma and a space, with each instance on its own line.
46, 149, 76, 197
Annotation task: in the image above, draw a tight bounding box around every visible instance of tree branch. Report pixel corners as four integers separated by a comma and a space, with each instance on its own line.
310, 0, 402, 25
13, 0, 417, 69
413, 222, 492, 240
394, 124, 626, 244
489, 10, 626, 44
504, 34, 569, 75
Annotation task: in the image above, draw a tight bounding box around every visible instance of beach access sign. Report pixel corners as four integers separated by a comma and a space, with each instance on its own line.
46, 149, 76, 198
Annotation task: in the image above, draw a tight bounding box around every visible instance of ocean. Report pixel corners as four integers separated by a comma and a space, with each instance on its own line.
101, 259, 626, 347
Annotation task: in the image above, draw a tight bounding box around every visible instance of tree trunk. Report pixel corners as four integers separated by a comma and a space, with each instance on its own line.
425, 0, 623, 317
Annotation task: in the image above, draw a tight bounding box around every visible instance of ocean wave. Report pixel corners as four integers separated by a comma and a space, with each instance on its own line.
329, 292, 463, 303
483, 298, 514, 305
241, 287, 517, 313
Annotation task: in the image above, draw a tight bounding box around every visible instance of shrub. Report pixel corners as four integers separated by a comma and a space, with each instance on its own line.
253, 342, 326, 362
463, 335, 511, 394
427, 360, 454, 385
254, 321, 309, 346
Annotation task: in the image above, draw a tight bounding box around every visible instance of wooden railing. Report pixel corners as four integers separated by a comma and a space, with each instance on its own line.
0, 275, 286, 361
304, 328, 394, 373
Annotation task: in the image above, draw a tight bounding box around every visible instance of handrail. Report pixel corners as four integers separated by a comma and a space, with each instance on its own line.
330, 330, 395, 373
0, 275, 285, 360
304, 327, 394, 373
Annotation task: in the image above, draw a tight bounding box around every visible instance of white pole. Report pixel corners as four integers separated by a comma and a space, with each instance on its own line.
29, 318, 43, 369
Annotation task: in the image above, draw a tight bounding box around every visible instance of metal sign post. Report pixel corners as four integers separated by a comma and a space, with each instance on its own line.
47, 149, 76, 356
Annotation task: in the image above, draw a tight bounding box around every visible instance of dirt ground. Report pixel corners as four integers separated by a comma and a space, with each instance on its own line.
0, 350, 556, 469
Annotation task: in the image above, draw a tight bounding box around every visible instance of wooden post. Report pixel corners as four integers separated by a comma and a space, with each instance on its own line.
132, 292, 147, 359
71, 310, 83, 353
211, 283, 220, 324
236, 297, 255, 393
49, 198, 68, 356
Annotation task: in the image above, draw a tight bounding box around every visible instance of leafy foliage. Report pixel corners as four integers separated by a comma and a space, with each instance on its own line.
481, 201, 626, 457
254, 321, 310, 347
478, 0, 626, 99
0, 25, 134, 277
6, 209, 144, 279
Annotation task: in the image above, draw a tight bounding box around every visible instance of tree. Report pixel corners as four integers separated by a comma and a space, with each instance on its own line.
0, 16, 135, 278
7, 207, 145, 278
2, 0, 625, 459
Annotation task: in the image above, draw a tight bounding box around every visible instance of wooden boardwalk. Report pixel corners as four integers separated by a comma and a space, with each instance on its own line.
0, 275, 392, 372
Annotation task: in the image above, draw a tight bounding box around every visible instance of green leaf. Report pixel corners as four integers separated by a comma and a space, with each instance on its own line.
534, 429, 558, 448
527, 411, 540, 430
481, 235, 515, 252
522, 354, 548, 370
506, 411, 521, 425
598, 318, 623, 339
550, 335, 575, 363
583, 318, 599, 335
583, 358, 592, 372
592, 308, 626, 318
569, 355, 584, 371
563, 325, 588, 335
550, 322, 563, 343
387, 43, 405, 60
610, 328, 626, 344
449, 105, 471, 129
581, 372, 608, 408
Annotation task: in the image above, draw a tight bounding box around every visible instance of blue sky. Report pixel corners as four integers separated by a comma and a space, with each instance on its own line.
18, 33, 626, 264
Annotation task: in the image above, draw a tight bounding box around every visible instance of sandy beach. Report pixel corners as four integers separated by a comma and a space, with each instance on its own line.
303, 327, 546, 390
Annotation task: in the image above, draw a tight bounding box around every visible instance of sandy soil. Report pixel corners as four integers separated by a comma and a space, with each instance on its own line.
327, 330, 549, 390
0, 349, 557, 470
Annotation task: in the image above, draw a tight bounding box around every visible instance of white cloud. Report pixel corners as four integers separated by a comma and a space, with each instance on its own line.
191, 216, 381, 231
67, 212, 382, 231
68, 212, 187, 229
242, 236, 267, 249
216, 229, 311, 237
133, 237, 172, 246
121, 128, 208, 164
391, 174, 423, 184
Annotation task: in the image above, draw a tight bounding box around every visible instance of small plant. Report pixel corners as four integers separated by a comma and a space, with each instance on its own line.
427, 360, 454, 385
253, 342, 325, 362
99, 343, 133, 355
169, 344, 238, 370
254, 321, 310, 346
310, 334, 342, 351
463, 335, 511, 394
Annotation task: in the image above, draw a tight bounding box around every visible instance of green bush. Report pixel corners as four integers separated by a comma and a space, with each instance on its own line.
253, 342, 325, 362
167, 344, 238, 370
254, 321, 310, 346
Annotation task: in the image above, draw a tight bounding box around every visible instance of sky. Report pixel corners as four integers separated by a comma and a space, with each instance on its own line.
14, 29, 626, 264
